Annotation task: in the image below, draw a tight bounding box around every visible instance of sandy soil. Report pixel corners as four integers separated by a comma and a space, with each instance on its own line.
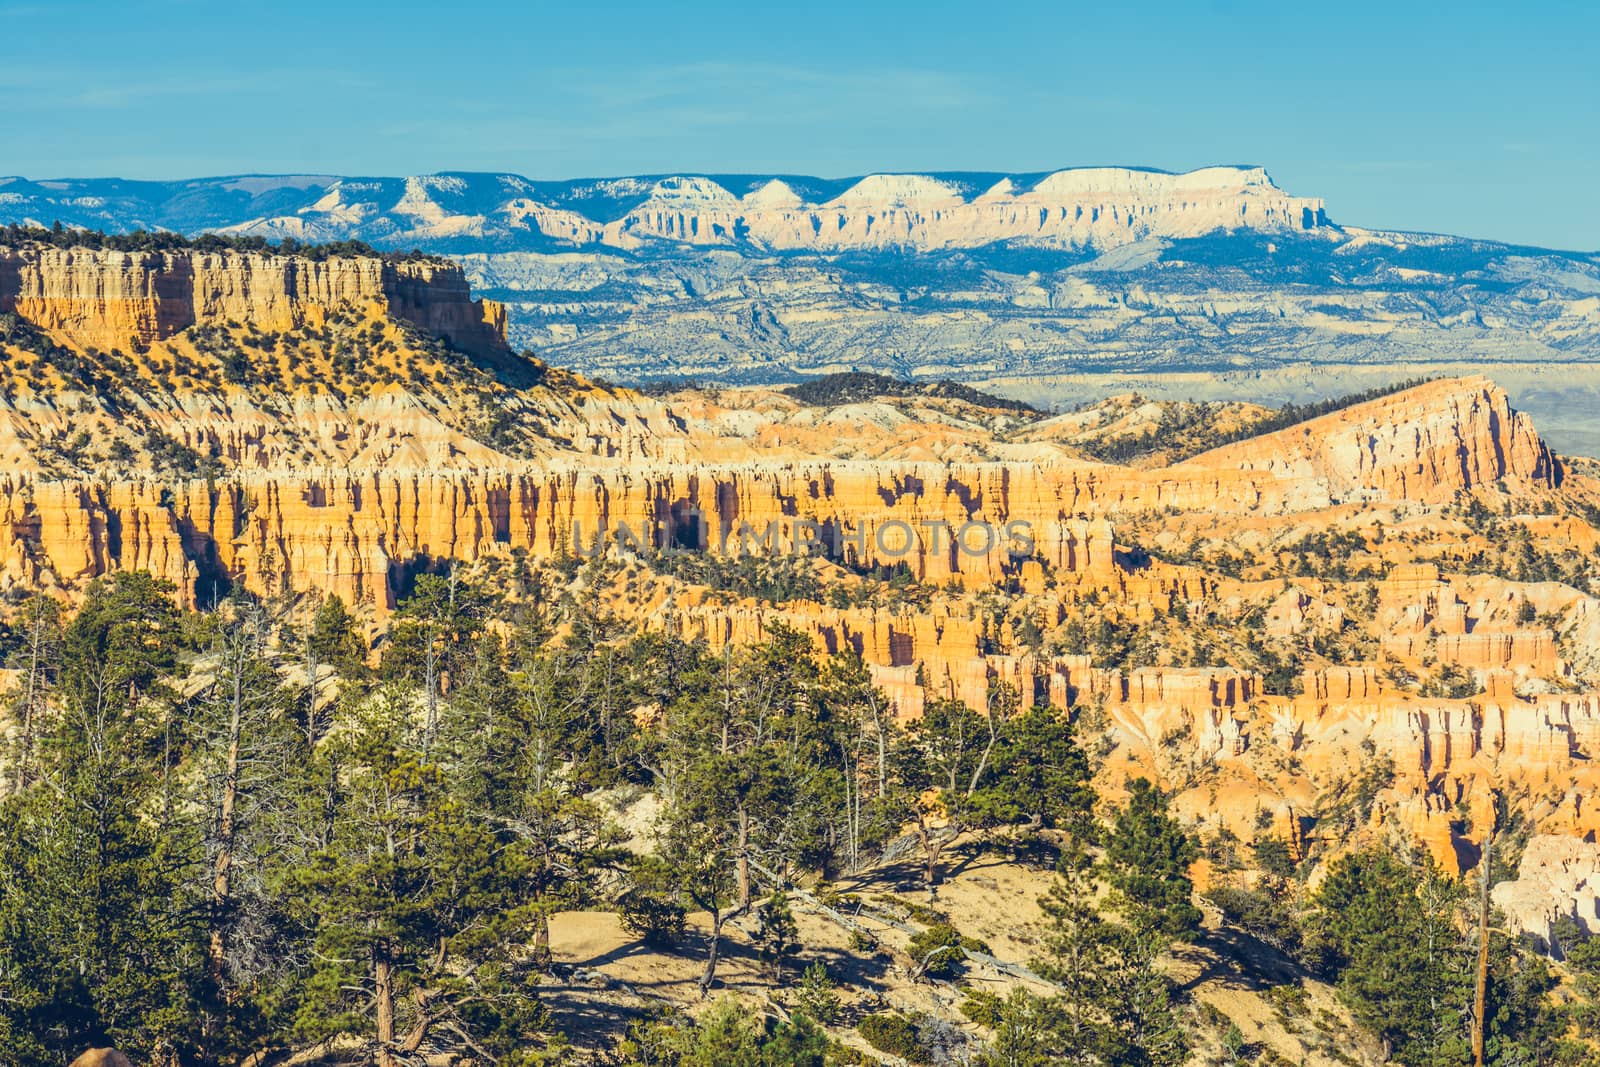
542, 838, 1382, 1065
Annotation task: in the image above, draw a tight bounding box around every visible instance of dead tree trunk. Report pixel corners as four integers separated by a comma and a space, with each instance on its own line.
207, 705, 241, 985
1473, 818, 1494, 1067
736, 807, 752, 910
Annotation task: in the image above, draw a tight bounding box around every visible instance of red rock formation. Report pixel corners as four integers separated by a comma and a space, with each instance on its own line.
0, 245, 506, 355
1179, 376, 1558, 498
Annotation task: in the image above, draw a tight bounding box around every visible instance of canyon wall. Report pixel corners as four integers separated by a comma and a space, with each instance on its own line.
0, 468, 1120, 611
0, 245, 507, 355
0, 377, 1555, 614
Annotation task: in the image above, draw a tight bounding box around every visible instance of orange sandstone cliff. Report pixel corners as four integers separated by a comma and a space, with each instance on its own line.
0, 244, 507, 356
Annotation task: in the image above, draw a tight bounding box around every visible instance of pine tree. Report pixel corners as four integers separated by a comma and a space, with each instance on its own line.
891, 691, 1007, 896
6, 593, 63, 793
1036, 845, 1116, 1061
60, 572, 185, 709
185, 601, 306, 1060
815, 648, 897, 871
1031, 786, 1197, 1067
984, 703, 1096, 838
754, 891, 801, 982
975, 988, 1066, 1067
379, 570, 494, 752
1309, 849, 1473, 1065
0, 586, 204, 1065
285, 688, 547, 1064
1103, 778, 1201, 938
307, 593, 368, 680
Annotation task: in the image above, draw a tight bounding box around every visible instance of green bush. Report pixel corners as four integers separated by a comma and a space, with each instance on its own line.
618, 858, 687, 946
958, 987, 1003, 1027
857, 1012, 928, 1063
1252, 836, 1298, 878
1206, 885, 1302, 956
906, 922, 967, 979
794, 961, 841, 1025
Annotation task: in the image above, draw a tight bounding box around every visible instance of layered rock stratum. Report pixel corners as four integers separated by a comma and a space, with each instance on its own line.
0, 244, 506, 354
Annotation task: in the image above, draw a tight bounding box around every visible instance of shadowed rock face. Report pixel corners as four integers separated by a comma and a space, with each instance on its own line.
0, 245, 506, 356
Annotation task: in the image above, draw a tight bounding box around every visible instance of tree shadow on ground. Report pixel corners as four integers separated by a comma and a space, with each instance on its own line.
1173, 924, 1302, 994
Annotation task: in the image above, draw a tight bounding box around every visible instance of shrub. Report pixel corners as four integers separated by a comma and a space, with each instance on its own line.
618, 858, 686, 946
794, 961, 841, 1025
1252, 836, 1298, 878
755, 892, 801, 980
1206, 885, 1303, 956
907, 922, 968, 979
958, 987, 1003, 1027
857, 1012, 928, 1063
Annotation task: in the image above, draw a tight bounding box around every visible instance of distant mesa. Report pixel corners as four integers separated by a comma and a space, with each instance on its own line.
0, 165, 1327, 254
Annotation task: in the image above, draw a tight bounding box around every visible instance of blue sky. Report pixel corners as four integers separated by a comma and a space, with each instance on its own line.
3, 0, 1597, 249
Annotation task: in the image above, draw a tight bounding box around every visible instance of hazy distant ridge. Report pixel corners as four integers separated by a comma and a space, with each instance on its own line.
0, 166, 1325, 253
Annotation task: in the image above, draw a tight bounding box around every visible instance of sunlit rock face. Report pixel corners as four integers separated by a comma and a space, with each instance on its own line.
1494, 837, 1600, 949
0, 246, 505, 355
589, 166, 1325, 252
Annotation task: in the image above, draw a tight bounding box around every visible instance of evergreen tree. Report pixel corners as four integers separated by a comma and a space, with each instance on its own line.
5, 593, 63, 793
619, 997, 826, 1066
815, 648, 898, 871
185, 602, 307, 1060
1032, 789, 1195, 1067
379, 570, 494, 751
891, 689, 1009, 895
1103, 778, 1202, 938
975, 988, 1061, 1067
644, 628, 835, 994
0, 601, 204, 1065
1035, 845, 1118, 1061
60, 572, 186, 709
0, 771, 203, 1065
285, 688, 548, 1064
983, 703, 1096, 838
1309, 850, 1472, 1065
307, 592, 367, 675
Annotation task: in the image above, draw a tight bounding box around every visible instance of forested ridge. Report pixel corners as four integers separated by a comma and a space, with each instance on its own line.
0, 223, 442, 263
0, 560, 1594, 1066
